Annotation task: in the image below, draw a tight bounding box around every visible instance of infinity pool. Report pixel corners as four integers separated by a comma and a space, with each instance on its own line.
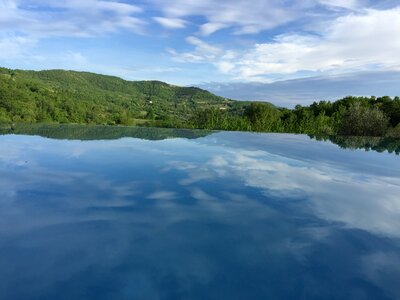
1, 126, 399, 299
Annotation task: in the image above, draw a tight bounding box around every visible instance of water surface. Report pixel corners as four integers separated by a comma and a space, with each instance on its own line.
1, 126, 399, 300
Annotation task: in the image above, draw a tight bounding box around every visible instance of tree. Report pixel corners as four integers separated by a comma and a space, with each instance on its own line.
0, 108, 11, 123
244, 103, 280, 132
339, 102, 389, 136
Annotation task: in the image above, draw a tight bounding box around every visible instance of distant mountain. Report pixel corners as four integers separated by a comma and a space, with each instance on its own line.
0, 67, 245, 125
201, 71, 400, 107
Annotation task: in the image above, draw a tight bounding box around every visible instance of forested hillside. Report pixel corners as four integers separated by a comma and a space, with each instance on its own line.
0, 67, 234, 126
1, 67, 400, 137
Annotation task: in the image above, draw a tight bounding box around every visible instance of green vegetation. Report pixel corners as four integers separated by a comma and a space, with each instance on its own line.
0, 67, 231, 126
2, 123, 398, 155
310, 135, 400, 155
1, 67, 399, 137
0, 123, 211, 141
188, 97, 400, 137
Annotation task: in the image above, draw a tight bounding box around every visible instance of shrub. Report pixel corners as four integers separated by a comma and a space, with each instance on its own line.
339, 102, 389, 136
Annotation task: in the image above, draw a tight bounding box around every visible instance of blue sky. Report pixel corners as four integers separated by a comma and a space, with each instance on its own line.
1, 0, 400, 106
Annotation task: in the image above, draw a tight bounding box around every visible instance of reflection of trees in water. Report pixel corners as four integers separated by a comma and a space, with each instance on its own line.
2, 124, 399, 155
310, 135, 400, 155
0, 124, 212, 141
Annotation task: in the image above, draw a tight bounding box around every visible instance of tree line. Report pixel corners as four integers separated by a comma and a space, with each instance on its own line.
181, 96, 400, 137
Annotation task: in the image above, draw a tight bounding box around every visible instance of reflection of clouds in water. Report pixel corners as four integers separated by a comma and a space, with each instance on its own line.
0, 185, 269, 297
0, 168, 140, 237
0, 135, 179, 164
168, 148, 400, 296
190, 187, 218, 202
169, 149, 400, 238
362, 251, 400, 299
0, 136, 191, 236
0, 215, 220, 299
0, 162, 328, 299
147, 190, 177, 200
0, 137, 43, 167
1, 133, 400, 299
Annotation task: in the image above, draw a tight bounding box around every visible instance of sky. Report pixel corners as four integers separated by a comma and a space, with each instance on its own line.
1, 0, 400, 106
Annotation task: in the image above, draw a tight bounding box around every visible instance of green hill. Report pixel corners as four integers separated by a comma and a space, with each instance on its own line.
0, 67, 238, 125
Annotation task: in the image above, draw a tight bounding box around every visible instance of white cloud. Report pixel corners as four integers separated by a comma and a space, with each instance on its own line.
153, 17, 186, 29
186, 36, 222, 57
318, 0, 362, 10
66, 52, 87, 66
152, 0, 377, 37
169, 7, 400, 82
0, 0, 146, 63
216, 61, 235, 73
168, 36, 223, 63
237, 8, 400, 80
0, 35, 37, 58
152, 0, 300, 36
199, 22, 227, 36
1, 0, 146, 37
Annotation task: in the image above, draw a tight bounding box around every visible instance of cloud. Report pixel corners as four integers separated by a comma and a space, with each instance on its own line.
199, 22, 227, 36
153, 17, 186, 29
200, 71, 400, 106
0, 35, 37, 58
167, 36, 223, 63
318, 0, 362, 10
257, 7, 400, 76
170, 7, 400, 82
0, 0, 146, 60
0, 0, 145, 46
67, 52, 88, 66
186, 36, 222, 58
1, 0, 145, 37
152, 0, 385, 37
152, 0, 300, 36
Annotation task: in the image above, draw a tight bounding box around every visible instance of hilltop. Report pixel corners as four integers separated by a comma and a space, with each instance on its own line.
0, 67, 247, 126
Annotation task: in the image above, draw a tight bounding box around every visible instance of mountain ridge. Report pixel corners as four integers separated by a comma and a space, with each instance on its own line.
0, 67, 251, 125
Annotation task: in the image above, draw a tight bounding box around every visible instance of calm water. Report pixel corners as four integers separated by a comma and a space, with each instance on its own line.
1, 126, 400, 300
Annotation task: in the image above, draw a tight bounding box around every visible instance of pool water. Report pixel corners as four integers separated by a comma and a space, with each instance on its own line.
0, 126, 399, 300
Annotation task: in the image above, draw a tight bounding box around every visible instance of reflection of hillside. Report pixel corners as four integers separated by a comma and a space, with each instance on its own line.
310, 135, 400, 155
0, 124, 212, 141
